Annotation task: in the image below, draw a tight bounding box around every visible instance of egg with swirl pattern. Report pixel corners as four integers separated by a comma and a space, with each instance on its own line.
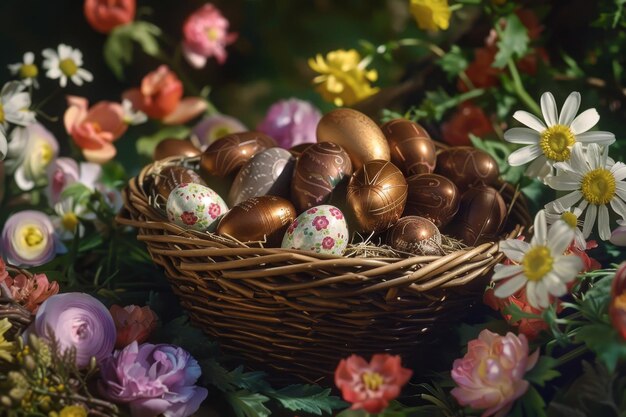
291, 142, 352, 213
381, 119, 436, 176
404, 173, 460, 228
200, 131, 277, 178
435, 147, 500, 191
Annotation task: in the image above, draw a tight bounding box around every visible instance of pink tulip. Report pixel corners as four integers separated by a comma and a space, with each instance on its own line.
64, 96, 127, 164
123, 65, 207, 125
451, 330, 539, 417
182, 4, 237, 68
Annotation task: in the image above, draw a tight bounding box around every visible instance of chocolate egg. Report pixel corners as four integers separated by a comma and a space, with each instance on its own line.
435, 147, 499, 191
200, 131, 277, 177
227, 148, 295, 207
166, 183, 228, 231
217, 195, 296, 246
154, 139, 201, 160
152, 166, 206, 201
281, 205, 349, 256
448, 185, 507, 246
404, 173, 460, 227
347, 160, 408, 233
381, 119, 436, 176
317, 108, 390, 171
291, 142, 353, 212
387, 216, 442, 255
289, 143, 313, 157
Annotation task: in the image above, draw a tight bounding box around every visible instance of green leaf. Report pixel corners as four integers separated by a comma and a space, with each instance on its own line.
136, 126, 191, 158
272, 384, 347, 415
60, 182, 92, 204
103, 21, 162, 79
525, 356, 561, 387
493, 14, 530, 68
227, 391, 271, 417
77, 233, 104, 253
100, 161, 127, 187
437, 45, 468, 79
575, 324, 626, 372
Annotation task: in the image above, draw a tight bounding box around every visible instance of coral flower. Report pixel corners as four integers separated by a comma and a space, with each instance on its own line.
451, 330, 539, 417
182, 3, 238, 68
0, 267, 59, 313
84, 0, 136, 34
610, 262, 626, 340
309, 49, 379, 107
257, 98, 321, 149
64, 96, 127, 164
410, 0, 451, 31
441, 102, 494, 146
110, 304, 158, 349
123, 65, 207, 125
335, 354, 413, 414
484, 288, 550, 341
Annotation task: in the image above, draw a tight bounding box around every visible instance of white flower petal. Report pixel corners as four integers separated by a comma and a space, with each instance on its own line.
559, 92, 581, 126
525, 155, 552, 180
492, 264, 524, 281
553, 255, 583, 281
570, 108, 600, 134
532, 210, 548, 245
526, 281, 540, 308
610, 163, 626, 181
548, 221, 575, 254
494, 274, 528, 298
586, 143, 603, 170
543, 273, 567, 297
535, 281, 550, 308
499, 239, 531, 263
513, 110, 546, 132
610, 197, 626, 221
576, 131, 615, 145
583, 204, 597, 238
548, 191, 583, 213
60, 76, 67, 88
46, 68, 61, 79
504, 127, 540, 144
71, 75, 84, 86
540, 92, 558, 126
545, 173, 580, 191
77, 68, 93, 82
598, 204, 611, 240
24, 52, 34, 64
508, 145, 543, 166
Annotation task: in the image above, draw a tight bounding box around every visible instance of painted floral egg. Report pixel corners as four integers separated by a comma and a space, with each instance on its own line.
281, 205, 349, 256
166, 183, 228, 231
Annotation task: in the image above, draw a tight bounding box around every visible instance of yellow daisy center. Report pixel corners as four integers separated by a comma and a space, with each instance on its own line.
522, 245, 553, 282
61, 212, 79, 231
561, 211, 578, 228
539, 124, 576, 162
19, 64, 38, 79
22, 226, 44, 247
581, 168, 616, 205
59, 405, 87, 417
40, 143, 54, 165
362, 371, 384, 391
0, 103, 4, 124
59, 58, 78, 77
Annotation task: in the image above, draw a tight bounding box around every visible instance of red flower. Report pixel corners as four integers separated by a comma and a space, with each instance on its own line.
180, 211, 198, 225
335, 354, 412, 414
458, 47, 501, 92
208, 203, 221, 219
84, 0, 135, 34
610, 262, 626, 340
287, 220, 298, 235
0, 259, 59, 313
484, 287, 550, 340
307, 208, 318, 214
441, 102, 494, 146
566, 240, 601, 272
329, 207, 343, 219
312, 216, 329, 231
110, 304, 158, 349
322, 237, 335, 250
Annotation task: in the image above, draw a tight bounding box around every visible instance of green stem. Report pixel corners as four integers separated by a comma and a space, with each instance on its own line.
506, 58, 541, 116
555, 344, 588, 367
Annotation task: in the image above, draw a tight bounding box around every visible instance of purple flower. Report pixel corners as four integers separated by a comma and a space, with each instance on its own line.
191, 114, 247, 150
34, 292, 116, 368
1, 210, 61, 266
257, 98, 321, 149
99, 341, 208, 417
46, 157, 102, 206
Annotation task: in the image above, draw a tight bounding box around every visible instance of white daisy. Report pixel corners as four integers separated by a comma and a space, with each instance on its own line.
51, 198, 91, 240
0, 127, 6, 160
545, 206, 586, 250
8, 52, 39, 88
42, 44, 93, 88
0, 81, 36, 128
545, 142, 626, 241
122, 98, 147, 125
493, 210, 583, 308
504, 91, 615, 179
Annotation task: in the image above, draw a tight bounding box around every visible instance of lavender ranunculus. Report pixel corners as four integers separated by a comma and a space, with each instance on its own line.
257, 98, 321, 149
191, 114, 247, 150
34, 292, 116, 368
46, 157, 102, 206
1, 210, 61, 267
99, 341, 208, 417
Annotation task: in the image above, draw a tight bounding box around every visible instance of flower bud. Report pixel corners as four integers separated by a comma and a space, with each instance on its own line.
610, 262, 626, 339
1, 395, 12, 407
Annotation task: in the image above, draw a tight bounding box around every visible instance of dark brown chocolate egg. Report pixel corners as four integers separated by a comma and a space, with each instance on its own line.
200, 131, 277, 177
152, 166, 206, 201
346, 160, 407, 233
381, 119, 436, 176
448, 185, 507, 246
291, 142, 353, 212
153, 139, 201, 160
405, 173, 460, 227
435, 147, 499, 191
387, 216, 442, 255
289, 143, 313, 157
216, 195, 296, 247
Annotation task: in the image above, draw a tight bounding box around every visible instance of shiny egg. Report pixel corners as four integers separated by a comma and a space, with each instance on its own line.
154, 138, 201, 160
166, 183, 228, 231
200, 131, 277, 177
152, 166, 206, 201
404, 173, 460, 227
381, 119, 436, 176
448, 185, 507, 246
387, 216, 442, 256
435, 147, 500, 191
281, 205, 349, 256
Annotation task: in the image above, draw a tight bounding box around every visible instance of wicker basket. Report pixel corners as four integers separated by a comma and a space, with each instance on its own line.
118, 152, 530, 383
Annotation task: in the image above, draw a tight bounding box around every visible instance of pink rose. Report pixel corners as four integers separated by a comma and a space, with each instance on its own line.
329, 207, 343, 219
182, 4, 237, 69
451, 330, 539, 417
312, 216, 329, 231
64, 96, 127, 164
180, 211, 198, 225
307, 208, 318, 214
208, 203, 221, 219
322, 237, 335, 250
287, 220, 298, 234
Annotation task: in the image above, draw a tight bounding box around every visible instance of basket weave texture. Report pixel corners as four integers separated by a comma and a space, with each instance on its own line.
118, 154, 530, 383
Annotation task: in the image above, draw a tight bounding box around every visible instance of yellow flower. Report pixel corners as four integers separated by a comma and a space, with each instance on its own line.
410, 0, 451, 31
308, 49, 379, 107
0, 318, 14, 362
59, 405, 87, 417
